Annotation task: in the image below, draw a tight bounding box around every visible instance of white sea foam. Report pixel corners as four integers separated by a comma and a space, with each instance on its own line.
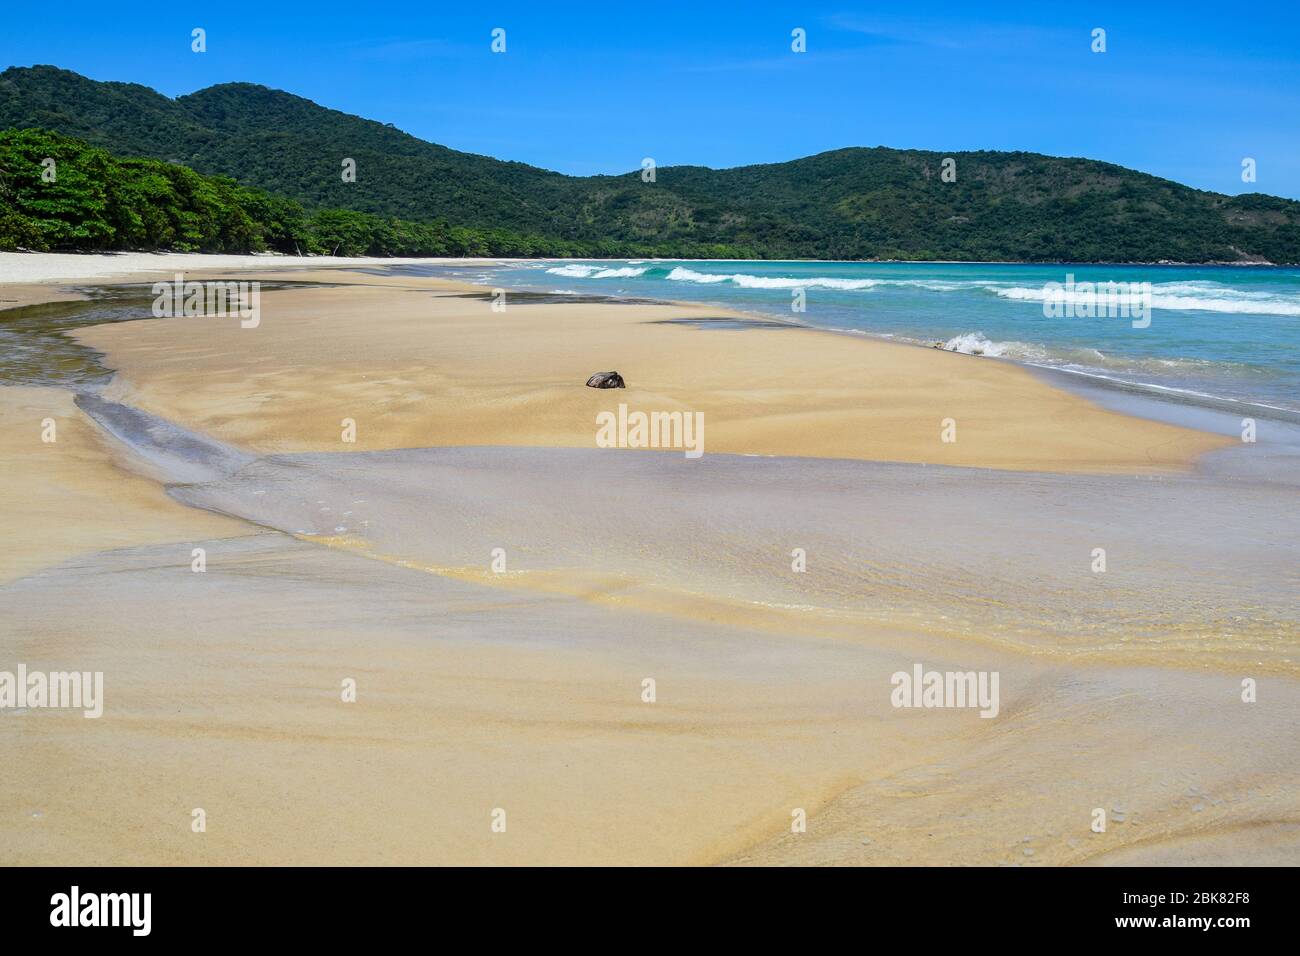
942, 332, 1028, 358
548, 264, 1008, 294
664, 267, 733, 284
514, 263, 1300, 321
996, 283, 1300, 316
545, 264, 600, 278
662, 269, 1017, 293
665, 267, 879, 290
545, 264, 647, 279
940, 331, 1253, 383
591, 266, 648, 278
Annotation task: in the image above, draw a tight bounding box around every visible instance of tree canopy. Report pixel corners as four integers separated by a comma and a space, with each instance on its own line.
2, 65, 1298, 262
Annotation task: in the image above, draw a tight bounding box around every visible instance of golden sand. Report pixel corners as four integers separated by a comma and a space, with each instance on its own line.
0, 385, 245, 583
74, 270, 1227, 473
2, 269, 1287, 867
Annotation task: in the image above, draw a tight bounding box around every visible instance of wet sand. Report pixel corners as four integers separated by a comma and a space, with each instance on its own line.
72, 271, 1227, 472
0, 385, 245, 583
5, 526, 1296, 867
1, 266, 1295, 866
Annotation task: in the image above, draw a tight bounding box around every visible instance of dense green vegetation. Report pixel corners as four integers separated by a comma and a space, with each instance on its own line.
0, 129, 746, 257
2, 65, 1299, 262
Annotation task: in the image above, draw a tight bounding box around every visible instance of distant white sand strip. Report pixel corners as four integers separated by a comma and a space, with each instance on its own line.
0, 251, 477, 284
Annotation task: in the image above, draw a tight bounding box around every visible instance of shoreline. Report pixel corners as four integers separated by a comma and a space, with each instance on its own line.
4, 253, 1295, 429
62, 268, 1230, 473
3, 259, 1296, 867
389, 260, 1300, 427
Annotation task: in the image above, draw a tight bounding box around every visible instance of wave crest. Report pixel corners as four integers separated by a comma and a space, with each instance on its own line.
666, 267, 879, 290
996, 284, 1300, 317
546, 264, 648, 279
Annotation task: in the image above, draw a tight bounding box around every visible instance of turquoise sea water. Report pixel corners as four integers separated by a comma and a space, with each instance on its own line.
405, 260, 1300, 418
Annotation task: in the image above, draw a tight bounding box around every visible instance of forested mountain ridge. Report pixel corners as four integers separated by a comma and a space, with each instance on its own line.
2, 64, 1298, 262
0, 128, 682, 257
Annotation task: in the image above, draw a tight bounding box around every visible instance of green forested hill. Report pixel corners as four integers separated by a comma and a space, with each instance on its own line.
2, 64, 1298, 262
0, 128, 677, 257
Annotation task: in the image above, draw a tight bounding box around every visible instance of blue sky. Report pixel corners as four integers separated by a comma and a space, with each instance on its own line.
3, 1, 1299, 197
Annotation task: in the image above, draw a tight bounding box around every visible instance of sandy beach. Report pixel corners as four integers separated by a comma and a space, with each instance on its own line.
73, 269, 1227, 471
2, 257, 1296, 866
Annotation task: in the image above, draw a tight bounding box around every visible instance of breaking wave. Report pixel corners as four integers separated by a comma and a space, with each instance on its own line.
665, 267, 879, 290
997, 281, 1300, 317
546, 264, 648, 279
939, 332, 1257, 379
502, 260, 1300, 414
542, 263, 1300, 317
